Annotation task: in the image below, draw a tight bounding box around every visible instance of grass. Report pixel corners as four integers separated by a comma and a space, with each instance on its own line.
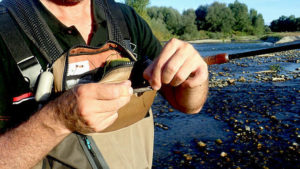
261, 32, 300, 41
269, 64, 282, 72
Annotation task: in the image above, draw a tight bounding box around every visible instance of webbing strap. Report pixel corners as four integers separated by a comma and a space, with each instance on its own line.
95, 0, 131, 47
105, 0, 130, 41
0, 7, 41, 88
105, 0, 132, 50
1, 0, 63, 63
0, 8, 32, 65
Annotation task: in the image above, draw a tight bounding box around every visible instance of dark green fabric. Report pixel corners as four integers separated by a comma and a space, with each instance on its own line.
0, 0, 162, 130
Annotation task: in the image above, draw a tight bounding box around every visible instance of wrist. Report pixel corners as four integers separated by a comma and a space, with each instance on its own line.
37, 101, 71, 137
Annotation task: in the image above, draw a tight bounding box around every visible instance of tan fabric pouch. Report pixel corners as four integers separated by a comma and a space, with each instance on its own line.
52, 41, 156, 132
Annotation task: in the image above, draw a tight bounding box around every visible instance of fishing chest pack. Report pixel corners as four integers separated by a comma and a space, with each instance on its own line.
0, 0, 157, 168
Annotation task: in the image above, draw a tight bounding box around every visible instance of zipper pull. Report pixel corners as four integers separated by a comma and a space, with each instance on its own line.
83, 136, 96, 157
35, 64, 54, 102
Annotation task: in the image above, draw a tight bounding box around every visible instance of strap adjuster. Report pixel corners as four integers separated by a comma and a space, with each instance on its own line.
17, 56, 42, 89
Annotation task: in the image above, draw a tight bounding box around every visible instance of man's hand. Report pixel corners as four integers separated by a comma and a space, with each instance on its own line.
52, 80, 133, 134
143, 38, 208, 90
143, 38, 208, 114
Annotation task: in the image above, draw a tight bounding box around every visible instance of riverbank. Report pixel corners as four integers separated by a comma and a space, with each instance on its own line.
187, 33, 300, 44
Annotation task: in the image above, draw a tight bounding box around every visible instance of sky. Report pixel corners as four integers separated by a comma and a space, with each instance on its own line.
116, 0, 300, 25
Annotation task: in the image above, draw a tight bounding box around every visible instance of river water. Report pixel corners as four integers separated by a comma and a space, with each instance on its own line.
152, 42, 300, 169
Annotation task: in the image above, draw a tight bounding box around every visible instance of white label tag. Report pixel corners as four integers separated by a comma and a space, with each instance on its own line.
67, 60, 90, 76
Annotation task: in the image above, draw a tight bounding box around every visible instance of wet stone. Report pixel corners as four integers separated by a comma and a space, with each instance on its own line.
220, 152, 227, 157
238, 76, 246, 82
215, 139, 223, 145
183, 154, 193, 161
197, 141, 207, 148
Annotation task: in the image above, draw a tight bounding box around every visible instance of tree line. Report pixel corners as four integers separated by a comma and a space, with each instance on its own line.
125, 0, 298, 41
270, 15, 300, 32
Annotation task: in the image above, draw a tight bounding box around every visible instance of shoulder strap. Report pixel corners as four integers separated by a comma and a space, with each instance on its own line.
1, 0, 63, 63
96, 0, 132, 49
0, 5, 42, 89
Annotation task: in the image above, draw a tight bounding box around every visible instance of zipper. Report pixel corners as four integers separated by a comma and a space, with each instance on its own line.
62, 41, 136, 90
83, 136, 97, 157
78, 135, 109, 169
100, 61, 134, 81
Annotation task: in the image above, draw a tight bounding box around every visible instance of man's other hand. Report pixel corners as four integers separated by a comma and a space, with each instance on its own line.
50, 80, 133, 134
143, 38, 208, 90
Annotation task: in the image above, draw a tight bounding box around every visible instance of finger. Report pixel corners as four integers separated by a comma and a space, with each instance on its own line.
75, 80, 133, 100
161, 45, 192, 84
85, 112, 118, 132
169, 55, 198, 87
150, 39, 182, 90
143, 62, 154, 81
182, 61, 208, 88
94, 112, 118, 132
78, 95, 131, 115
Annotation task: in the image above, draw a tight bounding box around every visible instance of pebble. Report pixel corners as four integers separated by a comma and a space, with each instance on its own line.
245, 126, 251, 131
270, 115, 277, 120
272, 77, 285, 82
257, 143, 262, 150
227, 79, 235, 85
215, 139, 223, 145
183, 154, 193, 161
238, 76, 246, 82
197, 141, 207, 148
259, 126, 264, 130
220, 152, 227, 157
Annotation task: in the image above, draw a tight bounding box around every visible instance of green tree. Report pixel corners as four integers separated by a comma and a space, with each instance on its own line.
206, 2, 235, 33
296, 18, 300, 31
195, 5, 209, 30
270, 15, 299, 32
147, 7, 182, 35
125, 0, 149, 20
229, 0, 251, 32
180, 9, 199, 40
148, 18, 172, 41
249, 9, 265, 35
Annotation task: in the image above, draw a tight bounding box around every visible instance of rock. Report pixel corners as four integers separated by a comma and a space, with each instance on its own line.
154, 122, 169, 130
257, 143, 262, 150
270, 115, 277, 120
255, 70, 277, 74
220, 152, 227, 157
245, 126, 251, 131
197, 141, 206, 148
227, 79, 235, 85
238, 76, 246, 82
183, 154, 193, 161
223, 67, 230, 71
259, 126, 264, 130
215, 139, 223, 145
292, 142, 299, 147
272, 77, 285, 82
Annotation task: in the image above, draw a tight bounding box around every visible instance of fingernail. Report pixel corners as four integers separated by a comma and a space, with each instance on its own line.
128, 87, 133, 95
123, 80, 131, 86
153, 85, 160, 91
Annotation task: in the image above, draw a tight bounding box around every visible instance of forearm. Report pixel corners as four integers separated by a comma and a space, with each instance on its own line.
0, 101, 70, 169
161, 78, 209, 114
